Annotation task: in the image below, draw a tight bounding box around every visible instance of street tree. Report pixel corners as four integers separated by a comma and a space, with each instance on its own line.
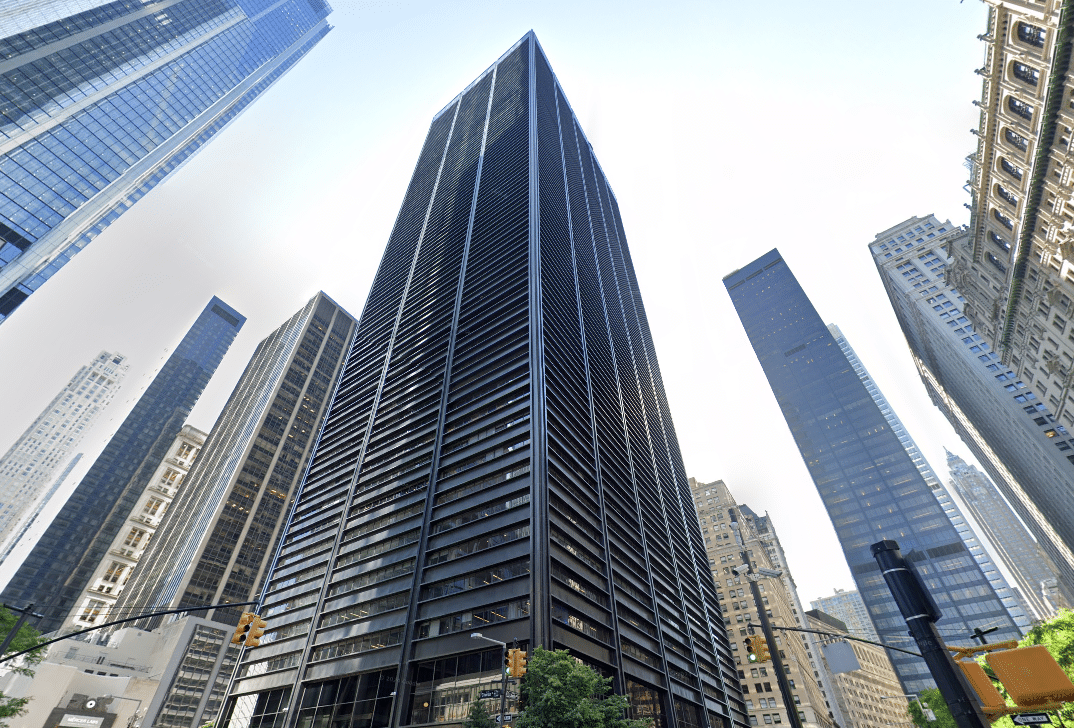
908, 688, 955, 728
464, 699, 497, 728
0, 606, 45, 727
516, 646, 651, 728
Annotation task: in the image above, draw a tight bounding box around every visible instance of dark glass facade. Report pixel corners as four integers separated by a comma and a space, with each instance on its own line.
724, 249, 1023, 693
114, 292, 356, 636
1, 295, 245, 633
0, 0, 332, 323
221, 33, 745, 728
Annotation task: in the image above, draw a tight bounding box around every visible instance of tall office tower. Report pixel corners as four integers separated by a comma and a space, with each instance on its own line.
115, 293, 356, 634
0, 350, 128, 548
869, 214, 1074, 599
63, 424, 206, 631
689, 478, 843, 728
725, 249, 1023, 693
946, 449, 1067, 619
808, 590, 879, 645
0, 452, 80, 564
0, 0, 332, 324
222, 33, 744, 728
827, 323, 1031, 631
805, 610, 908, 728
1, 296, 244, 632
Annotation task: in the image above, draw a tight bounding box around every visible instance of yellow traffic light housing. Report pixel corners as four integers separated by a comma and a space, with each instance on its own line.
756, 638, 771, 663
745, 637, 758, 663
231, 612, 255, 645
513, 650, 527, 678
245, 615, 268, 647
506, 647, 517, 677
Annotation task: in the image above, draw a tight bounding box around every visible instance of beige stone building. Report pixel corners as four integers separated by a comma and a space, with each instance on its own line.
806, 610, 909, 728
951, 0, 1074, 577
63, 424, 206, 632
690, 478, 841, 728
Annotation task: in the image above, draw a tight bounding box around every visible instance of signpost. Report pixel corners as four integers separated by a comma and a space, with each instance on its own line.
1012, 714, 1052, 726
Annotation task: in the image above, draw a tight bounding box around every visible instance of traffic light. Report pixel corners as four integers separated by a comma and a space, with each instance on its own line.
231, 612, 255, 644
512, 649, 527, 678
745, 637, 758, 663
506, 647, 517, 676
755, 637, 771, 663
245, 615, 268, 647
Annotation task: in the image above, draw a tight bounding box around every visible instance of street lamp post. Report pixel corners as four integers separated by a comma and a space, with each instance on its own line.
471, 632, 508, 726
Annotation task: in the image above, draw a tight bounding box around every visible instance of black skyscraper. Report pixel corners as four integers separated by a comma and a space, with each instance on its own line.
221, 33, 744, 728
2, 296, 244, 633
724, 249, 1022, 693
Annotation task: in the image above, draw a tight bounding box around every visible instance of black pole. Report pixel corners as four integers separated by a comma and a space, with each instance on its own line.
871, 540, 989, 728
0, 603, 40, 657
730, 509, 804, 728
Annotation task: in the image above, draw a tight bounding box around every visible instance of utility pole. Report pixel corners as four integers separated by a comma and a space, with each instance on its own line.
729, 509, 804, 728
871, 540, 989, 728
0, 603, 42, 657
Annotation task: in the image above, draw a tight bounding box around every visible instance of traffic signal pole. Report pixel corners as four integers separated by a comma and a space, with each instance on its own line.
729, 509, 804, 728
871, 540, 989, 728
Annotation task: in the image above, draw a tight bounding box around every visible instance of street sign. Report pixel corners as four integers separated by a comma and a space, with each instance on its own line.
1013, 714, 1052, 725
479, 690, 501, 699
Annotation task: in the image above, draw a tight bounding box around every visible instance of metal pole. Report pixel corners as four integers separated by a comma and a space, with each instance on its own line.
871, 540, 989, 728
0, 603, 39, 657
471, 633, 508, 725
729, 510, 804, 728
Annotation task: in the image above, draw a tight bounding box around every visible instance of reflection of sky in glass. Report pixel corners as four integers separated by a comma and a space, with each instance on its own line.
726, 249, 1023, 693
0, 0, 332, 321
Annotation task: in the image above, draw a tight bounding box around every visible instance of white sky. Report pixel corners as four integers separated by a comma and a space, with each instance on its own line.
0, 0, 996, 608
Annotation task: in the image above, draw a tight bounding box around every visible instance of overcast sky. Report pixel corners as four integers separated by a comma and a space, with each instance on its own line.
0, 0, 997, 608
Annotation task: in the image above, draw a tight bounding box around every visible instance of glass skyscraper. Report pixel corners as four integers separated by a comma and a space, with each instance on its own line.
1, 296, 244, 633
0, 0, 332, 323
221, 33, 744, 728
725, 249, 1022, 693
114, 293, 356, 635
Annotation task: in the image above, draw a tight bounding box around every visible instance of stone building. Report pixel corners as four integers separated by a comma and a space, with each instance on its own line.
690, 478, 842, 728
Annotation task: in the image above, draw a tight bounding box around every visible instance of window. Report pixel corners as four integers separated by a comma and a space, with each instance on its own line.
80, 599, 107, 623
764, 683, 773, 693
987, 253, 1007, 273
993, 209, 1015, 230
1012, 62, 1040, 86
990, 231, 1012, 252
996, 184, 1018, 206
764, 715, 773, 724
1005, 128, 1029, 151
103, 562, 126, 583
1001, 159, 1024, 181
142, 498, 166, 517
1009, 97, 1035, 121
123, 528, 147, 549
1017, 22, 1046, 47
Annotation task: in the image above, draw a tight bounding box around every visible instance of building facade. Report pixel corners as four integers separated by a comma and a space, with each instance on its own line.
689, 478, 842, 728
1, 296, 244, 633
0, 0, 332, 323
115, 293, 356, 632
724, 249, 1024, 693
946, 449, 1067, 619
827, 323, 1031, 631
0, 452, 81, 564
221, 33, 745, 728
869, 214, 1074, 599
0, 615, 242, 728
64, 424, 207, 632
805, 610, 908, 728
808, 590, 878, 646
0, 350, 128, 550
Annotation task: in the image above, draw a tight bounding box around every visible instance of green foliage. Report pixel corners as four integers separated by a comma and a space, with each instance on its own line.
0, 606, 46, 727
464, 699, 497, 728
907, 688, 956, 728
515, 646, 651, 728
989, 609, 1074, 728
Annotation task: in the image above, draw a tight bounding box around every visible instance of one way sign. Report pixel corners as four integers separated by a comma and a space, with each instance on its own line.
1012, 714, 1052, 725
